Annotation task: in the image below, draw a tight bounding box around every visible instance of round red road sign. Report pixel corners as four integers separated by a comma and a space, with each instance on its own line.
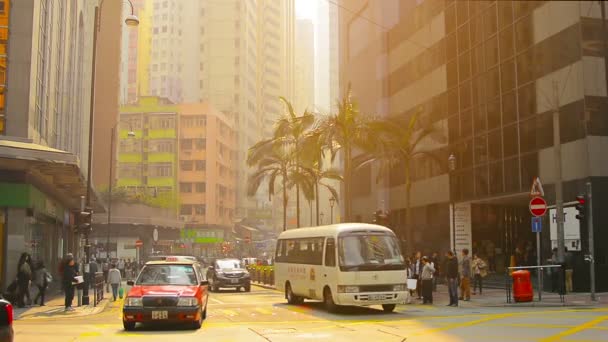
529, 196, 547, 217
135, 240, 144, 247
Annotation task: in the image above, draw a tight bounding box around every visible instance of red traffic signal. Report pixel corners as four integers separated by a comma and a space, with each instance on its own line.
575, 195, 586, 220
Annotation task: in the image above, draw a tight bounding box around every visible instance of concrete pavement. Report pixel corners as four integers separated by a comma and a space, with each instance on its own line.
13, 285, 608, 341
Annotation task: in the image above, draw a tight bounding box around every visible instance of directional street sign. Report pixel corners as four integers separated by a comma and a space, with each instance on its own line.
529, 196, 548, 217
532, 217, 542, 233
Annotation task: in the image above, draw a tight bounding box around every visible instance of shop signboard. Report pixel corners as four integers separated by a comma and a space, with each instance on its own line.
181, 228, 224, 244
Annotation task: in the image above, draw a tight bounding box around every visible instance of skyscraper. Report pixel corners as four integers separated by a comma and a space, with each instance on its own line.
339, 0, 608, 291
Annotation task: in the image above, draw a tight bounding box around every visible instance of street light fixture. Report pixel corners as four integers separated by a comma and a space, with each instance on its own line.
84, 0, 139, 306
448, 153, 456, 253
329, 197, 336, 224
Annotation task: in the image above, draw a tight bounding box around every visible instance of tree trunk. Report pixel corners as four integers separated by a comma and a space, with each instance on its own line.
283, 173, 288, 232
343, 146, 352, 222
405, 165, 412, 255
315, 181, 320, 225
296, 185, 301, 228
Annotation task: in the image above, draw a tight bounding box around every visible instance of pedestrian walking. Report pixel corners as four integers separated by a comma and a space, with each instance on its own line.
414, 251, 423, 300
548, 248, 559, 293
445, 251, 459, 307
459, 248, 472, 301
108, 264, 122, 301
118, 259, 125, 278
102, 259, 110, 292
62, 254, 79, 311
431, 252, 440, 291
16, 253, 33, 308
472, 253, 487, 295
420, 256, 435, 304
33, 261, 50, 306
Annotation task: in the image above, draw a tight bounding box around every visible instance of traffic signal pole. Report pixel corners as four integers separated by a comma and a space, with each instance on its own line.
552, 81, 566, 264
587, 182, 596, 301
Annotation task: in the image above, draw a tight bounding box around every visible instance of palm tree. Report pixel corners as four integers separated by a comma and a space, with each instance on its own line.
359, 113, 444, 252
298, 132, 342, 225
247, 140, 293, 231
274, 98, 315, 227
316, 85, 378, 222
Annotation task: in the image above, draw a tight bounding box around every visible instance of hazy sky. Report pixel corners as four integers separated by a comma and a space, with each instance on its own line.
296, 0, 319, 20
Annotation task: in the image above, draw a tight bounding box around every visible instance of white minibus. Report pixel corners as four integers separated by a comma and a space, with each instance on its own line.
274, 223, 407, 312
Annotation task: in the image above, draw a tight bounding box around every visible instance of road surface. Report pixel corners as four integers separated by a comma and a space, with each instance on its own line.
13, 285, 608, 341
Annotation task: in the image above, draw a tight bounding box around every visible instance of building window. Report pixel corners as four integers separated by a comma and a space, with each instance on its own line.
180, 160, 193, 171
180, 182, 193, 193
151, 163, 172, 177
194, 205, 206, 215
180, 205, 192, 215
195, 160, 206, 171
196, 116, 206, 126
181, 139, 193, 150
196, 182, 206, 193
195, 138, 206, 150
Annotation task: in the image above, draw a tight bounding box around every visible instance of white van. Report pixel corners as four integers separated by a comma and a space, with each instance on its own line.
274, 223, 407, 313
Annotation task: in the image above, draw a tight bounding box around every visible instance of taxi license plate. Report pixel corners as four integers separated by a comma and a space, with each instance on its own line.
230, 279, 239, 284
152, 311, 168, 320
369, 294, 384, 301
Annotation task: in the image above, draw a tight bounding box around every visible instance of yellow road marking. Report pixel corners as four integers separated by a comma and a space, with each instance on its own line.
220, 309, 238, 316
410, 313, 515, 337
78, 331, 102, 338
539, 315, 608, 342
254, 307, 274, 315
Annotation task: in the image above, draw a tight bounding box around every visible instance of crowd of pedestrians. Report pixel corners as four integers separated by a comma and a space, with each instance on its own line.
406, 248, 489, 307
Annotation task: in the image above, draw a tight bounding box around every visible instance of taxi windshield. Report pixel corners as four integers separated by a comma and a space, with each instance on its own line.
136, 264, 197, 286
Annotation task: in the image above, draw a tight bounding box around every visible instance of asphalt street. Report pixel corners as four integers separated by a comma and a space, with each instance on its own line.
13, 285, 608, 341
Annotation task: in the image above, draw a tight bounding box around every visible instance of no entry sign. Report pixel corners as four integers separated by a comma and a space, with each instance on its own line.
529, 196, 547, 217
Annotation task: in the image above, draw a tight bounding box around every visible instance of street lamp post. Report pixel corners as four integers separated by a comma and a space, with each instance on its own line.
320, 212, 325, 225
84, 0, 139, 306
448, 153, 456, 253
329, 197, 336, 224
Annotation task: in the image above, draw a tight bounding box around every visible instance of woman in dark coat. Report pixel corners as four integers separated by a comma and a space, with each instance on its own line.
16, 252, 33, 307
62, 254, 79, 311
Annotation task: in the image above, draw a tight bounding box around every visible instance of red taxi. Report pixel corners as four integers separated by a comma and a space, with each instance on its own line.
122, 257, 209, 330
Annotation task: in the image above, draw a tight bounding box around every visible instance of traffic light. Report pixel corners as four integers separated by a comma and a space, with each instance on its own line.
575, 195, 586, 221
79, 208, 93, 234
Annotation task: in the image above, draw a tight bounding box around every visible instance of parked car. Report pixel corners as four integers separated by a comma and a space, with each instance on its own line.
122, 257, 209, 331
206, 258, 251, 292
0, 298, 14, 342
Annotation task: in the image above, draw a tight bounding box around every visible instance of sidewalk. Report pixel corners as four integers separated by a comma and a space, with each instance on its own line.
14, 287, 113, 320
252, 282, 608, 308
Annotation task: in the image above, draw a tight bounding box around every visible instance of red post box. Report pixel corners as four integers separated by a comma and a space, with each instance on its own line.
512, 270, 533, 302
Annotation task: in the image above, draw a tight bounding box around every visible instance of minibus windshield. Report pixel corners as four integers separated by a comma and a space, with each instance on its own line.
338, 233, 405, 271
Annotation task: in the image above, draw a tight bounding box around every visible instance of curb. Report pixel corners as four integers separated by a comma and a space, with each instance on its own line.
251, 283, 278, 291
16, 296, 113, 321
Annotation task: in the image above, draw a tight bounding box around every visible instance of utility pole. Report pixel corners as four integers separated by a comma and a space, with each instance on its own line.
552, 80, 566, 264
586, 182, 596, 301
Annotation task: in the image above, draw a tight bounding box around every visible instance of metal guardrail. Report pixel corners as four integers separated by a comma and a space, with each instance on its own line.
93, 272, 104, 306
247, 266, 275, 286
505, 265, 565, 304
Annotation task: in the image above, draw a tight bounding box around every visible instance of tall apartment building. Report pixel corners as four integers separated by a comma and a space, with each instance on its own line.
0, 0, 108, 289
294, 19, 315, 114
121, 0, 296, 223
178, 103, 236, 255
118, 97, 179, 205
339, 0, 608, 291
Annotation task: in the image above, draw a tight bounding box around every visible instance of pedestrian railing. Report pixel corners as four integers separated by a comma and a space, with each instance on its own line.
505, 265, 565, 304
247, 265, 275, 286
93, 272, 104, 306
